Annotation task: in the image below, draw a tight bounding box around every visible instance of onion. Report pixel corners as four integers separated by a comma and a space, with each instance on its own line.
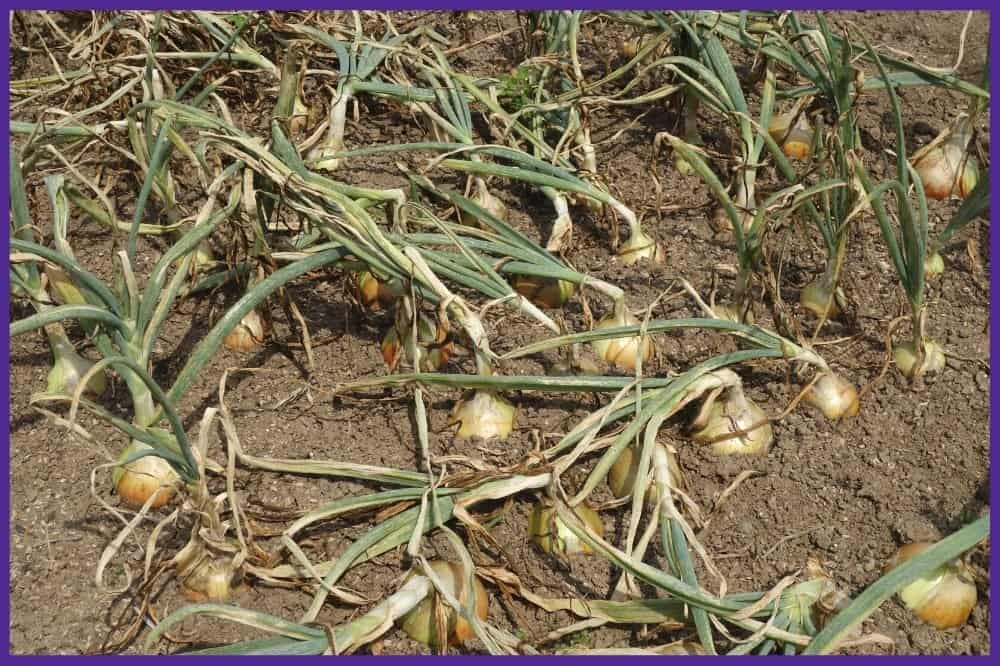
620, 37, 640, 60
768, 109, 814, 160
800, 279, 842, 319
381, 314, 452, 372
690, 387, 773, 456
529, 502, 604, 559
177, 548, 238, 602
44, 325, 108, 397
924, 251, 945, 279
223, 309, 270, 352
911, 114, 979, 200
713, 302, 755, 325
608, 443, 683, 501
617, 229, 665, 266
512, 275, 575, 309
399, 560, 489, 648
459, 181, 507, 228
591, 305, 654, 372
113, 439, 179, 509
350, 269, 404, 311
893, 339, 946, 379
884, 543, 977, 630
803, 372, 860, 421
449, 391, 516, 441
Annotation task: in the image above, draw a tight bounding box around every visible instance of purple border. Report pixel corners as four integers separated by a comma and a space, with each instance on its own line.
2, 2, 994, 660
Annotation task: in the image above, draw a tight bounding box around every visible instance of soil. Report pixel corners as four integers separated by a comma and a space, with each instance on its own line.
8, 10, 990, 656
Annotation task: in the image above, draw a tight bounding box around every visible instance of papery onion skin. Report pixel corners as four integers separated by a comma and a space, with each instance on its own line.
804, 372, 860, 420
223, 309, 270, 353
884, 543, 978, 630
893, 339, 946, 379
924, 251, 945, 279
608, 443, 683, 500
113, 440, 179, 509
352, 270, 404, 311
592, 309, 654, 372
529, 503, 604, 558
617, 230, 665, 266
800, 279, 841, 319
513, 275, 576, 309
768, 112, 814, 160
691, 393, 773, 456
450, 391, 516, 441
399, 560, 489, 648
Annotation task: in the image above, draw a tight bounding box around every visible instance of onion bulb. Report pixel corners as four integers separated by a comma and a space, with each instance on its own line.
800, 279, 842, 319
620, 37, 640, 60
713, 302, 755, 325
893, 339, 946, 379
690, 387, 773, 456
768, 109, 814, 160
223, 309, 270, 353
449, 390, 515, 441
911, 114, 979, 200
608, 443, 683, 501
529, 502, 604, 559
592, 306, 654, 372
175, 539, 239, 603
459, 182, 507, 228
113, 439, 179, 509
924, 251, 945, 279
44, 325, 108, 397
512, 275, 575, 309
400, 560, 489, 648
884, 543, 977, 630
350, 269, 404, 311
803, 372, 860, 420
381, 314, 452, 372
617, 229, 665, 266
44, 265, 86, 306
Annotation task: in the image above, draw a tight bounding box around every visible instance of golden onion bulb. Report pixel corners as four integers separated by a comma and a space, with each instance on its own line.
113, 439, 179, 509
617, 229, 665, 266
351, 270, 404, 311
911, 115, 979, 200
381, 315, 452, 372
512, 275, 575, 309
449, 391, 516, 441
592, 307, 654, 372
400, 560, 490, 648
768, 110, 814, 160
608, 443, 684, 500
884, 543, 978, 630
181, 558, 237, 602
529, 503, 604, 559
800, 279, 841, 319
893, 339, 946, 379
803, 372, 860, 420
223, 309, 270, 353
691, 390, 773, 456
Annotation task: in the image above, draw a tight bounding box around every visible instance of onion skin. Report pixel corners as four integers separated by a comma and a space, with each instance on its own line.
459, 187, 507, 228
893, 339, 946, 379
399, 560, 489, 648
608, 443, 683, 500
800, 279, 841, 319
529, 503, 604, 558
223, 309, 269, 353
113, 440, 179, 509
512, 275, 575, 309
381, 316, 452, 372
768, 111, 814, 160
884, 543, 978, 630
804, 372, 860, 420
911, 115, 979, 200
617, 230, 665, 266
449, 391, 516, 441
690, 392, 773, 456
592, 308, 654, 372
351, 270, 404, 311
924, 252, 945, 279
